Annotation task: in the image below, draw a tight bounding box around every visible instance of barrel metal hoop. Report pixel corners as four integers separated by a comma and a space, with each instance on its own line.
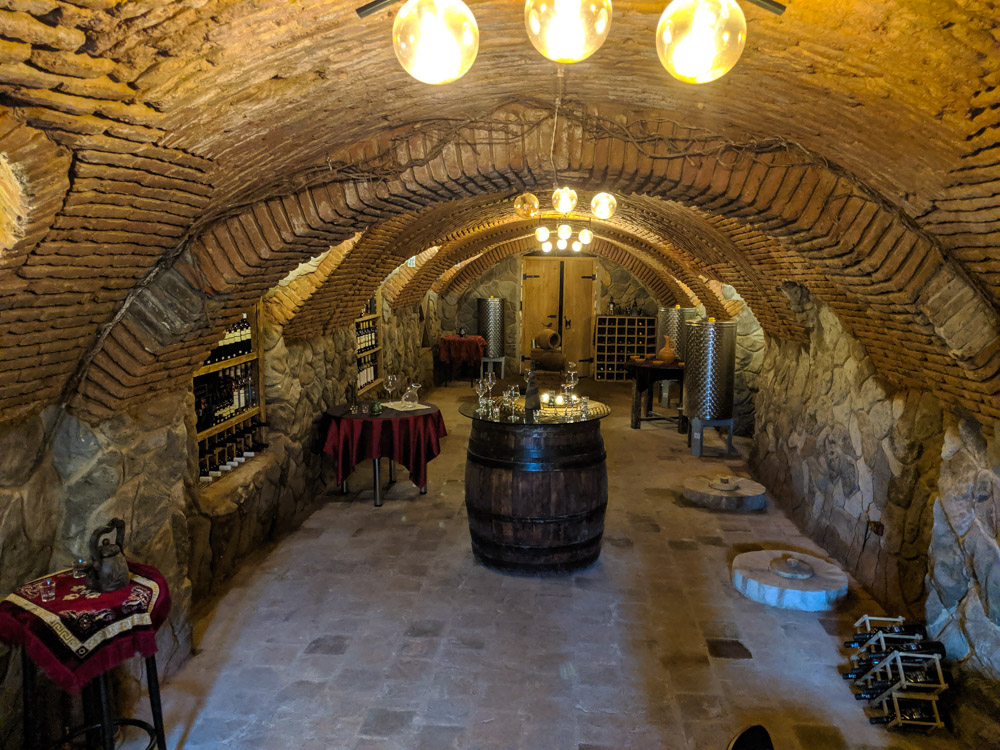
466, 502, 608, 526
470, 530, 604, 558
467, 445, 607, 471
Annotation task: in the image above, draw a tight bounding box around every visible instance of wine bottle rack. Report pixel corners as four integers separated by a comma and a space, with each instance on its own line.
593, 316, 657, 381
194, 302, 267, 484
843, 614, 947, 730
355, 293, 384, 396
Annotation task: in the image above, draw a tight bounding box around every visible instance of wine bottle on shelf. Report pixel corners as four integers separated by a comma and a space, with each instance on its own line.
845, 624, 926, 648
856, 641, 946, 665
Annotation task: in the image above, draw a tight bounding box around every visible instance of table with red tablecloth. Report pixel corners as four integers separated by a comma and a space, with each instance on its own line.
322, 403, 447, 505
0, 561, 170, 748
437, 335, 486, 365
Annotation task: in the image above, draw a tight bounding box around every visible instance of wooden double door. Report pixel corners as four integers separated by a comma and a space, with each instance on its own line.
521, 257, 595, 376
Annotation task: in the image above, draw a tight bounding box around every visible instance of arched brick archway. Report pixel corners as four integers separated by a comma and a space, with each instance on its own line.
47, 106, 999, 424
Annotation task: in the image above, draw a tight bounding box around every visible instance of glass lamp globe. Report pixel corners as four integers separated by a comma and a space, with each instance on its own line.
542, 241, 553, 252
557, 238, 568, 250
552, 187, 578, 214
557, 223, 573, 240
524, 0, 612, 63
572, 240, 582, 252
590, 192, 617, 220
535, 225, 551, 242
655, 0, 746, 84
515, 192, 540, 218
393, 0, 479, 85
578, 227, 593, 244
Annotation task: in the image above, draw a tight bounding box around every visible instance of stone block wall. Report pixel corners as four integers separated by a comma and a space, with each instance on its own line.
596, 257, 658, 317
750, 282, 1000, 745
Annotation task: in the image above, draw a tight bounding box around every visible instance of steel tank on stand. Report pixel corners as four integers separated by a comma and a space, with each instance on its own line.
477, 297, 505, 358
682, 319, 736, 420
656, 306, 698, 361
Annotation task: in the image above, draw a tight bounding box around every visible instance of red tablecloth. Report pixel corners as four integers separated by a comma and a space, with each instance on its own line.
438, 335, 486, 365
322, 404, 447, 488
0, 562, 170, 693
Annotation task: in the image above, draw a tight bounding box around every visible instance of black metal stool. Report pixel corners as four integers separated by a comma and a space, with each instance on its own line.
22, 648, 166, 750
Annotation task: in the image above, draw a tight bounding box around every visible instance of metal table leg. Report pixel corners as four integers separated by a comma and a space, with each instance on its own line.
145, 655, 167, 749
97, 673, 115, 750
388, 461, 396, 483
373, 458, 382, 507
22, 648, 36, 750
340, 480, 348, 494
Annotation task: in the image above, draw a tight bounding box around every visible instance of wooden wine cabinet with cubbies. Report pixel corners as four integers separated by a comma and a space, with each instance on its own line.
193, 301, 267, 483
593, 316, 657, 381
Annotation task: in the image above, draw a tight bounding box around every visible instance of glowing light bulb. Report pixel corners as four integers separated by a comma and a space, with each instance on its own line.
578, 227, 593, 244
557, 239, 568, 250
557, 224, 573, 240
572, 240, 582, 252
393, 0, 479, 85
542, 241, 553, 252
535, 226, 551, 242
552, 187, 578, 214
524, 0, 612, 63
590, 192, 617, 219
655, 0, 746, 84
515, 192, 540, 218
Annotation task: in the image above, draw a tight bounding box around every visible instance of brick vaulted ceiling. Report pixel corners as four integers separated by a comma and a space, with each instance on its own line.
0, 0, 998, 425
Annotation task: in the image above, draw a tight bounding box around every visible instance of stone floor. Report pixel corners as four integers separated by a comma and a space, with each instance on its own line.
125, 382, 965, 749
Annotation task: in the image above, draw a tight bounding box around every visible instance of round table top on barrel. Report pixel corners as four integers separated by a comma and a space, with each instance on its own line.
458, 398, 610, 425
625, 359, 684, 371
328, 402, 440, 420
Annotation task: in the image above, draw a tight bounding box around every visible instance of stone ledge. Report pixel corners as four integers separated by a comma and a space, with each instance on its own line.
193, 450, 280, 518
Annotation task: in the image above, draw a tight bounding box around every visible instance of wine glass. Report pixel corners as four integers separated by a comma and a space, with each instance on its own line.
474, 378, 487, 413
385, 373, 399, 403
485, 369, 496, 399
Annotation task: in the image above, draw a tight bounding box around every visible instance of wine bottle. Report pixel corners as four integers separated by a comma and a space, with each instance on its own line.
862, 641, 945, 663
868, 700, 938, 725
845, 624, 926, 648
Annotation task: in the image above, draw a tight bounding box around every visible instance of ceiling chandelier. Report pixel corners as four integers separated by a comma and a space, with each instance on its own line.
358, 0, 785, 85
515, 189, 605, 254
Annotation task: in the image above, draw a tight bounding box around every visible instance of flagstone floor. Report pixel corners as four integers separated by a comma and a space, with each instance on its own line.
125, 382, 964, 749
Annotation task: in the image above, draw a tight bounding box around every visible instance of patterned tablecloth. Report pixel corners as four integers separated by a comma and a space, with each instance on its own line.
0, 562, 171, 693
437, 335, 487, 365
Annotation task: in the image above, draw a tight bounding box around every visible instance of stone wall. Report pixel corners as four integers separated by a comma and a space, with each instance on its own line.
596, 257, 658, 317
750, 282, 1000, 743
926, 416, 1000, 746
720, 284, 766, 437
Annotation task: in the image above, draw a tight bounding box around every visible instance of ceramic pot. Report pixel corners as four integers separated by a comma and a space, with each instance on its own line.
657, 335, 677, 365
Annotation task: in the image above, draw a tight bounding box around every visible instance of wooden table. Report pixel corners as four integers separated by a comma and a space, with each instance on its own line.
437, 335, 486, 385
625, 359, 685, 430
322, 403, 447, 506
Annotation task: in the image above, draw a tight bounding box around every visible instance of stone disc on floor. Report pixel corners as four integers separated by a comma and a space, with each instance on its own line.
731, 550, 848, 611
682, 474, 767, 511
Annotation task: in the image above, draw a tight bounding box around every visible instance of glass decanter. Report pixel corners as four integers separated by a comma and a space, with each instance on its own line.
401, 383, 422, 404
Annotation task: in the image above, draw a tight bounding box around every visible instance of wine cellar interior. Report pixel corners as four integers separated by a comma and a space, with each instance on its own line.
0, 0, 999, 747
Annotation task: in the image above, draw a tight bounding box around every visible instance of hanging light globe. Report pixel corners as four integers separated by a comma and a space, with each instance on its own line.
655, 0, 746, 84
590, 192, 617, 220
572, 240, 582, 252
578, 227, 594, 244
515, 192, 541, 218
552, 187, 578, 214
557, 238, 568, 250
393, 0, 479, 85
542, 241, 553, 252
557, 223, 573, 240
524, 0, 612, 63
535, 225, 551, 242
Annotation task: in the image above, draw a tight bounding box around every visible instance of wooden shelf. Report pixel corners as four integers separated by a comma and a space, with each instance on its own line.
359, 377, 384, 396
357, 345, 382, 357
197, 405, 260, 440
593, 315, 656, 381
194, 351, 257, 377
355, 312, 379, 323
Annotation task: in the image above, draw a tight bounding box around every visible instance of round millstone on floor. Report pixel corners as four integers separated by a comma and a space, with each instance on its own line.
682, 474, 767, 511
731, 550, 849, 612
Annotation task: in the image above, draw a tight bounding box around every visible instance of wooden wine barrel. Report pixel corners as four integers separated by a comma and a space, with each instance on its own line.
464, 418, 608, 573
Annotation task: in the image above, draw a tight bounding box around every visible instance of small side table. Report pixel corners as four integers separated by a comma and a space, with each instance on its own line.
0, 562, 171, 750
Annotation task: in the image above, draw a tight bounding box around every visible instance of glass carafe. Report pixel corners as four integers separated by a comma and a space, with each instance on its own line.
402, 383, 422, 404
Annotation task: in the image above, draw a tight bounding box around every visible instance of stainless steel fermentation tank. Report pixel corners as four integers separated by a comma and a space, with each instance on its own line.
477, 297, 505, 358
656, 306, 697, 361
682, 319, 736, 420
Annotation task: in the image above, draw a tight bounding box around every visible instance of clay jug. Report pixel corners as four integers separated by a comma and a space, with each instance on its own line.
657, 335, 677, 365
